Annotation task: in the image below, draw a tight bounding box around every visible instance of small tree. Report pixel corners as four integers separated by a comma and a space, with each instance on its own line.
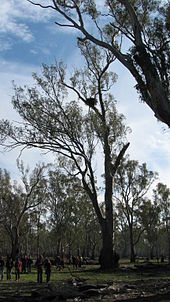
47, 168, 101, 257
138, 199, 161, 259
154, 183, 170, 263
114, 156, 157, 262
0, 161, 47, 259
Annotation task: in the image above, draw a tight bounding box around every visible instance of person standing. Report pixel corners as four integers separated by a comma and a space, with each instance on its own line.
15, 255, 21, 281
36, 255, 44, 283
27, 255, 33, 273
0, 256, 5, 281
6, 255, 13, 280
21, 255, 27, 274
44, 258, 52, 283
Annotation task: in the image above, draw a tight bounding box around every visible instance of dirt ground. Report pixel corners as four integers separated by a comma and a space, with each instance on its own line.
0, 265, 170, 301
0, 279, 170, 302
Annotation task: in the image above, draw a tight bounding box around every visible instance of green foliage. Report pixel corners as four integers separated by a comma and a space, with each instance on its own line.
46, 168, 101, 256
115, 156, 157, 200
82, 0, 98, 20
154, 182, 170, 228
0, 163, 47, 258
114, 156, 157, 261
28, 0, 170, 126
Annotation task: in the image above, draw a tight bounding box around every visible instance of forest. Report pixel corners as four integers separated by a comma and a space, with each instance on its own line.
0, 1, 169, 300
0, 157, 170, 264
0, 0, 170, 266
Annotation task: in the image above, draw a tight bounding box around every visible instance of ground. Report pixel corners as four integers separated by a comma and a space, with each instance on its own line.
0, 263, 170, 301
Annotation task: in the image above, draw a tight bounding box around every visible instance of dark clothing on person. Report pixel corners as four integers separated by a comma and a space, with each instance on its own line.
27, 256, 33, 273
44, 258, 51, 283
21, 256, 27, 273
55, 256, 60, 270
15, 256, 21, 281
59, 257, 65, 272
0, 257, 5, 281
72, 255, 79, 268
6, 257, 13, 280
36, 255, 44, 283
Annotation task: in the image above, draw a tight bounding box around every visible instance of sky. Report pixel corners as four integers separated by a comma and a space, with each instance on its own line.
0, 0, 170, 192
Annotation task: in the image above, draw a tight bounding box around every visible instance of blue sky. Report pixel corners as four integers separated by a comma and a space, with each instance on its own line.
0, 0, 170, 192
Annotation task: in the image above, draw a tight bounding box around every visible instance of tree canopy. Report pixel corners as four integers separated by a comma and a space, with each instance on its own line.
0, 42, 130, 269
114, 156, 157, 262
0, 161, 46, 259
27, 0, 170, 127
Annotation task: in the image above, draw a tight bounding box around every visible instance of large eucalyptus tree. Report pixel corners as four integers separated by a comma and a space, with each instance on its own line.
0, 43, 129, 269
27, 0, 170, 127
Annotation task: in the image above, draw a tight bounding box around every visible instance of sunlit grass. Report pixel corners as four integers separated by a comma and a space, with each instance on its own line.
1, 260, 169, 285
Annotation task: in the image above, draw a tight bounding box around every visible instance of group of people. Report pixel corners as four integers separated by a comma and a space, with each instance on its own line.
55, 254, 84, 271
35, 255, 52, 283
0, 253, 52, 283
0, 254, 33, 282
55, 255, 65, 272
71, 255, 83, 268
0, 253, 86, 283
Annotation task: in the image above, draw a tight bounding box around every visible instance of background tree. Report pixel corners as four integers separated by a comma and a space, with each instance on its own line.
114, 202, 130, 258
47, 167, 101, 258
154, 182, 170, 263
0, 161, 47, 259
27, 0, 170, 127
138, 199, 161, 259
0, 43, 129, 269
114, 157, 157, 262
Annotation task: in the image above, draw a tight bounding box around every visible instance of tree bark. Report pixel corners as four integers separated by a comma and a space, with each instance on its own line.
132, 46, 170, 127
129, 225, 136, 263
11, 227, 20, 260
99, 221, 114, 269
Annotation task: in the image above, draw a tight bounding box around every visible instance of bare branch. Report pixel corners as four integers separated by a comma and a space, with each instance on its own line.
55, 22, 74, 28
118, 0, 143, 46
26, 0, 55, 10
111, 142, 130, 176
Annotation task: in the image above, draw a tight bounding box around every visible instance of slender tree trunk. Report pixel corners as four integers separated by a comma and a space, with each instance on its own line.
168, 231, 170, 264
150, 245, 154, 260
129, 225, 136, 263
11, 228, 20, 260
91, 243, 96, 260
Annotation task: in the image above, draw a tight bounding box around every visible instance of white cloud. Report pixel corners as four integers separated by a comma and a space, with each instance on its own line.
0, 39, 12, 52
0, 59, 42, 121
0, 1, 33, 42
0, 0, 56, 43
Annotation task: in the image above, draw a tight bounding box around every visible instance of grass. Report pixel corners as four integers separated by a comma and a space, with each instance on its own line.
1, 260, 170, 285
0, 261, 170, 300
0, 262, 170, 300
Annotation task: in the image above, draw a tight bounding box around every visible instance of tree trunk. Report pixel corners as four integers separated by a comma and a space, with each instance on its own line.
129, 225, 136, 263
11, 228, 20, 260
99, 221, 114, 269
150, 246, 154, 260
98, 126, 117, 270
91, 245, 95, 260
133, 46, 170, 127
168, 232, 170, 264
